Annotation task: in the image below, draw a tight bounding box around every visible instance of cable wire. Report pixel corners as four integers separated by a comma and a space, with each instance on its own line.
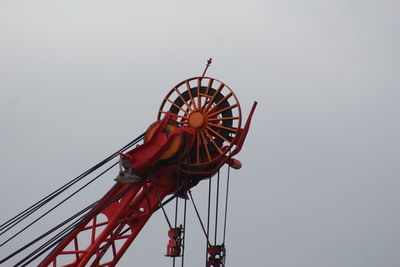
173, 197, 178, 267
0, 201, 97, 265
206, 177, 212, 262
222, 166, 230, 244
0, 133, 144, 236
18, 183, 136, 267
181, 198, 187, 267
1, 177, 138, 266
214, 170, 220, 245
153, 183, 173, 230
188, 190, 210, 247
0, 162, 118, 248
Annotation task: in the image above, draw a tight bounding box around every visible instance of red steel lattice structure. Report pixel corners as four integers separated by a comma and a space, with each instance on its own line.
39, 76, 257, 267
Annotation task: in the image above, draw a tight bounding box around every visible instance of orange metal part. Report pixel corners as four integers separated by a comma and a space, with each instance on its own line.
144, 121, 183, 160
158, 77, 242, 172
35, 75, 257, 267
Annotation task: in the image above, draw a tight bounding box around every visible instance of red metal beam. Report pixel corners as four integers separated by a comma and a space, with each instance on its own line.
40, 167, 178, 267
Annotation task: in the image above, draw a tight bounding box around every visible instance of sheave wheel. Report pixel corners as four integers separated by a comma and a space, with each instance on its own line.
158, 77, 242, 171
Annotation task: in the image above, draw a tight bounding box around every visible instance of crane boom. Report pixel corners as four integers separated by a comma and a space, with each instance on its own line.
35, 76, 257, 267
40, 113, 192, 266
40, 169, 178, 267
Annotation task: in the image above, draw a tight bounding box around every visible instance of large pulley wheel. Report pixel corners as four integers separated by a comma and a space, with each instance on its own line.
158, 77, 242, 172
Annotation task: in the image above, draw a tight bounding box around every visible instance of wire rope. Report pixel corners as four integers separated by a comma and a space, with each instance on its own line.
0, 134, 144, 236
0, 201, 97, 265
115, 193, 178, 238
1, 182, 137, 266
0, 162, 118, 248
188, 190, 210, 247
16, 207, 94, 267
222, 166, 230, 244
172, 166, 181, 267
153, 183, 173, 230
206, 177, 212, 262
214, 170, 220, 245
173, 197, 178, 267
181, 198, 187, 267
20, 183, 137, 267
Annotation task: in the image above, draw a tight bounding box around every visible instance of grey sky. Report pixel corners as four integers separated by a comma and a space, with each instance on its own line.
1, 0, 399, 266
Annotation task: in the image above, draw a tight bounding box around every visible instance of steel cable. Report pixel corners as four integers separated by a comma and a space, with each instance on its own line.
0, 133, 144, 236
153, 183, 173, 230
188, 190, 210, 247
173, 197, 178, 267
0, 133, 144, 265
0, 162, 118, 248
206, 177, 212, 262
222, 166, 230, 244
5, 183, 137, 267
0, 201, 98, 265
181, 198, 187, 267
214, 170, 220, 245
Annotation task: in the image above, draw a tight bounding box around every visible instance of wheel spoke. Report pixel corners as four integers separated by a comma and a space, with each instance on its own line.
206, 92, 233, 115
196, 131, 201, 164
203, 129, 224, 155
206, 126, 232, 144
174, 87, 194, 112
200, 130, 212, 161
208, 122, 238, 133
185, 80, 198, 110
201, 79, 214, 110
205, 79, 213, 99
197, 78, 202, 109
207, 104, 238, 118
208, 116, 240, 121
165, 97, 189, 114
204, 83, 224, 112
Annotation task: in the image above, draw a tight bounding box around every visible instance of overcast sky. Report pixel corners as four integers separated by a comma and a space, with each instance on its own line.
1, 0, 399, 266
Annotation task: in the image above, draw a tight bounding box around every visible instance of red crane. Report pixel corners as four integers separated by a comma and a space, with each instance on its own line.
1, 63, 256, 267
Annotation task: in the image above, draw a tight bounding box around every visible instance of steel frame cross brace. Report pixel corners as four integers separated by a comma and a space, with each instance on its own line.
39, 167, 179, 267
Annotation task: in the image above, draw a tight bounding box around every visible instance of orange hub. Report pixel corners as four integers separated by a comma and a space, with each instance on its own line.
188, 112, 206, 129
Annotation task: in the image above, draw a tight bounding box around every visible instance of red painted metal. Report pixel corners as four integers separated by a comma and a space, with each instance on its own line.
165, 227, 183, 257
39, 114, 191, 267
38, 82, 256, 266
206, 245, 225, 267
40, 168, 178, 267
